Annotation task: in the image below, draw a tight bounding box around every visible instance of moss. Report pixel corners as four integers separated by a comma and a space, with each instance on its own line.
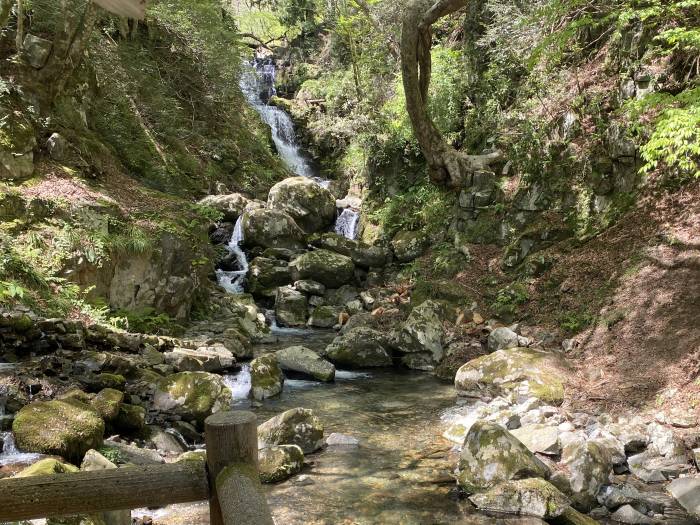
15, 458, 80, 477
90, 388, 124, 421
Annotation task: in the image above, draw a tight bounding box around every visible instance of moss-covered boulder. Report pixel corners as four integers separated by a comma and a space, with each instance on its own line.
289, 249, 355, 289
153, 372, 231, 424
391, 230, 428, 263
309, 232, 391, 268
267, 176, 336, 233
0, 105, 36, 181
563, 441, 613, 512
250, 354, 284, 401
276, 346, 336, 382
258, 444, 304, 483
248, 257, 292, 296
13, 399, 105, 463
323, 327, 393, 369
15, 458, 80, 477
275, 286, 308, 327
394, 300, 445, 368
469, 479, 571, 518
242, 208, 305, 250
454, 348, 565, 405
113, 403, 146, 434
457, 421, 550, 494
258, 407, 324, 454
307, 305, 342, 328
198, 193, 252, 222
89, 388, 124, 422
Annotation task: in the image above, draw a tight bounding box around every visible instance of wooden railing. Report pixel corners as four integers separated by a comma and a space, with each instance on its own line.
0, 410, 274, 525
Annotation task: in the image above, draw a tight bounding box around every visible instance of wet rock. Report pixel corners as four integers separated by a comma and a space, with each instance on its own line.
276, 346, 335, 382
12, 399, 104, 463
153, 372, 231, 424
391, 231, 428, 263
609, 504, 657, 524
250, 354, 284, 400
457, 421, 550, 494
394, 300, 445, 366
275, 286, 308, 327
469, 479, 570, 518
668, 478, 700, 519
289, 249, 355, 289
258, 407, 324, 454
511, 424, 561, 455
198, 193, 251, 222
15, 458, 79, 477
488, 327, 519, 352
242, 208, 305, 250
268, 177, 336, 233
563, 441, 613, 511
146, 426, 186, 454
259, 444, 304, 483
164, 346, 234, 373
553, 506, 601, 524
323, 327, 392, 368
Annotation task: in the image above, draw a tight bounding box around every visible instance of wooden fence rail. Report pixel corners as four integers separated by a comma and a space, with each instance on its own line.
0, 410, 274, 525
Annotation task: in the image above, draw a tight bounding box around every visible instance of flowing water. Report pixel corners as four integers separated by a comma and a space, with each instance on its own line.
334, 208, 361, 240
215, 215, 248, 294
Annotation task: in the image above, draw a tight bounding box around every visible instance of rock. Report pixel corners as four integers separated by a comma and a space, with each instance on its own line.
102, 440, 164, 465
90, 388, 123, 422
113, 403, 145, 434
606, 423, 648, 454
391, 231, 428, 263
468, 479, 570, 518
552, 506, 600, 525
258, 408, 324, 454
164, 346, 234, 373
248, 257, 292, 296
81, 449, 132, 525
0, 108, 35, 181
511, 424, 561, 455
250, 354, 284, 400
46, 132, 67, 160
258, 444, 305, 483
22, 34, 52, 69
153, 372, 231, 424
668, 478, 700, 519
198, 193, 251, 222
294, 279, 326, 295
146, 426, 186, 454
647, 423, 685, 457
275, 286, 308, 327
242, 208, 305, 250
307, 305, 342, 328
12, 399, 105, 463
325, 433, 360, 447
564, 441, 613, 511
457, 421, 550, 494
276, 346, 335, 382
596, 483, 640, 509
323, 327, 393, 368
309, 233, 390, 268
289, 249, 355, 289
15, 458, 79, 477
488, 327, 519, 352
393, 300, 445, 366
609, 504, 656, 524
267, 177, 336, 233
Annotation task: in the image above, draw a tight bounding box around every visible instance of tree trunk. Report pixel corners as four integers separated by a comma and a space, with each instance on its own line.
15, 0, 23, 51
401, 0, 501, 188
0, 0, 13, 29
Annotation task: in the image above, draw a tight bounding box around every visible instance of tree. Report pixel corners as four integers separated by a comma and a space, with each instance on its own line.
401, 0, 501, 188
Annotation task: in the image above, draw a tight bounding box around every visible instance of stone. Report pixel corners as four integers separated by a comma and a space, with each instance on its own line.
609, 504, 656, 524
275, 286, 308, 327
47, 132, 67, 160
81, 449, 132, 525
153, 372, 231, 424
563, 441, 613, 511
596, 483, 640, 509
164, 346, 234, 373
22, 34, 52, 69
455, 348, 565, 405
469, 479, 570, 518
323, 327, 393, 368
325, 433, 360, 447
15, 458, 79, 477
289, 249, 355, 289
113, 403, 146, 433
250, 354, 284, 400
488, 327, 519, 352
391, 231, 428, 263
512, 424, 561, 455
198, 193, 251, 222
294, 279, 326, 295
647, 423, 685, 457
276, 346, 335, 382
309, 233, 390, 268
146, 426, 186, 454
268, 177, 336, 233
554, 506, 601, 525
101, 440, 164, 465
248, 257, 292, 296
242, 208, 305, 250
12, 399, 105, 463
668, 478, 700, 519
90, 388, 124, 422
457, 421, 550, 494
258, 407, 324, 454
258, 444, 305, 483
393, 300, 445, 365
307, 305, 342, 328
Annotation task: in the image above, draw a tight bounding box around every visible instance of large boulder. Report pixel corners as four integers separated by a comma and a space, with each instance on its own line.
289, 249, 355, 289
258, 407, 324, 454
198, 193, 253, 222
153, 372, 231, 424
12, 399, 105, 463
276, 346, 336, 382
563, 441, 613, 512
267, 177, 336, 233
393, 300, 445, 369
247, 257, 292, 296
242, 208, 305, 250
250, 354, 284, 400
457, 421, 550, 494
164, 346, 234, 373
258, 444, 305, 483
455, 348, 566, 405
309, 233, 390, 268
275, 286, 308, 327
391, 230, 428, 263
0, 106, 36, 181
469, 479, 570, 518
488, 327, 519, 352
323, 327, 393, 368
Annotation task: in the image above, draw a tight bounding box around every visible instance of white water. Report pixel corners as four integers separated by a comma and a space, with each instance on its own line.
223, 364, 252, 401
335, 208, 360, 240
215, 215, 248, 294
266, 309, 315, 336
0, 431, 41, 466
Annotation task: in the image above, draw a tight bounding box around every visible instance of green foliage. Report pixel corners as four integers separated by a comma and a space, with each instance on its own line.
112, 307, 184, 336
490, 282, 529, 319
559, 309, 595, 333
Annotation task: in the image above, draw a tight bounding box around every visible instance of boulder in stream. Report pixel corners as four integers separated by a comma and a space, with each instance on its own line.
468, 478, 571, 518
258, 407, 324, 454
153, 371, 231, 424
289, 249, 355, 289
259, 444, 305, 483
323, 327, 392, 368
275, 286, 308, 327
276, 346, 335, 382
267, 176, 336, 234
250, 354, 285, 400
242, 208, 305, 250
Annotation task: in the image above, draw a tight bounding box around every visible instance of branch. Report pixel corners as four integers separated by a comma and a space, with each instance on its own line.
349, 0, 399, 59
238, 32, 276, 51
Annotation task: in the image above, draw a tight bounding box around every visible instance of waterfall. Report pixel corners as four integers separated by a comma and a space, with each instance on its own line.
0, 431, 40, 466
223, 364, 252, 401
216, 215, 248, 294
335, 208, 360, 240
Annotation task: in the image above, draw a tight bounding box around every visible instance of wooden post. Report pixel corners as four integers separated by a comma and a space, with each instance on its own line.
204, 410, 273, 525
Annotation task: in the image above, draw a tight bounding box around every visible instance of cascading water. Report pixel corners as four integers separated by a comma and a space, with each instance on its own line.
215, 215, 248, 294
223, 364, 252, 401
335, 208, 360, 240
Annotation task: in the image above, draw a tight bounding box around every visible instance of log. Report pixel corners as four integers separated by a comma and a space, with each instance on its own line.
204, 410, 272, 525
0, 462, 209, 522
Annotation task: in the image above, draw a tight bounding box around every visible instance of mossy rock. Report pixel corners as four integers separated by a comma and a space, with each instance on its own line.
289, 249, 355, 289
323, 327, 392, 369
242, 208, 305, 250
259, 444, 304, 483
391, 230, 428, 263
153, 372, 231, 423
468, 478, 571, 518
15, 458, 80, 477
112, 403, 146, 434
12, 399, 105, 463
258, 407, 324, 454
250, 354, 284, 400
89, 388, 124, 422
267, 176, 336, 233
